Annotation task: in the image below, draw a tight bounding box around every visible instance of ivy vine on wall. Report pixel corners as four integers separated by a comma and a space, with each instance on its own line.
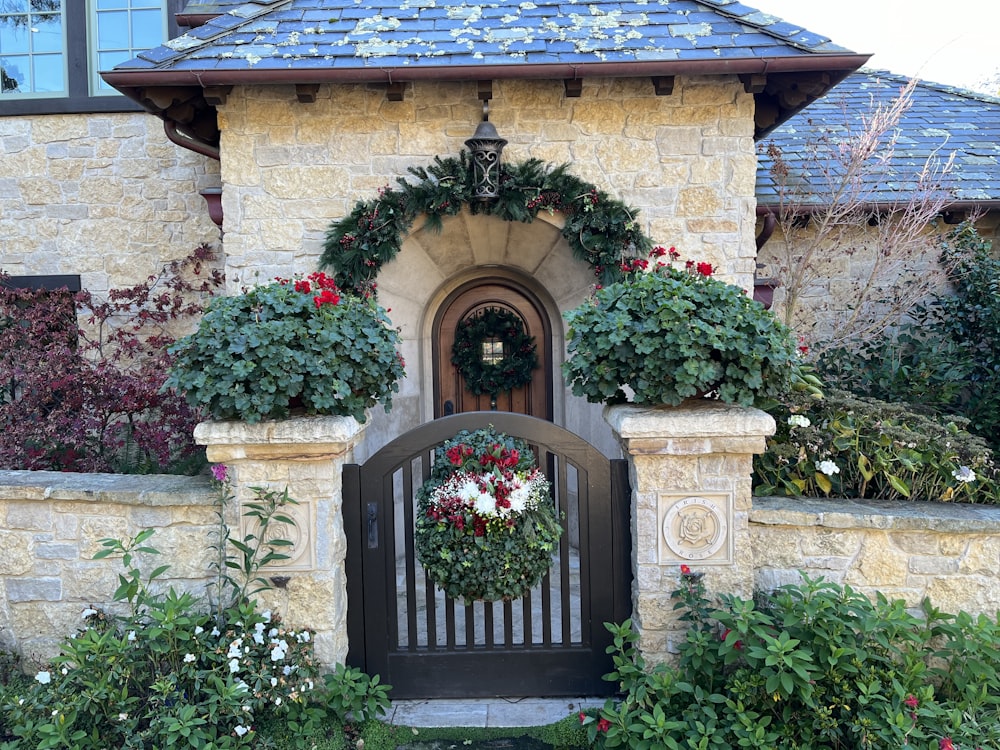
320, 152, 653, 295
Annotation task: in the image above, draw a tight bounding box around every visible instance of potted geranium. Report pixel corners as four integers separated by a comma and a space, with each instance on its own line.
165, 271, 404, 423
562, 247, 797, 407
414, 427, 563, 603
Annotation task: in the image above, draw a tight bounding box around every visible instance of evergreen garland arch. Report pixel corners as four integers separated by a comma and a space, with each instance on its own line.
320, 152, 654, 295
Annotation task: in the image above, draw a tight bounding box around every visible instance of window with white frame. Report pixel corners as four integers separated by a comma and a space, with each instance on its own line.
0, 0, 176, 114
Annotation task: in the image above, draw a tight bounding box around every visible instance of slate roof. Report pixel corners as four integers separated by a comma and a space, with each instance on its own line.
120, 0, 859, 73
756, 70, 1000, 208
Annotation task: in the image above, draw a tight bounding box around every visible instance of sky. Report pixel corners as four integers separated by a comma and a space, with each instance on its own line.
746, 0, 1000, 94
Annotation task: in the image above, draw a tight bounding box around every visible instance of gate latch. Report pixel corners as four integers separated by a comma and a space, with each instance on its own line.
366, 503, 378, 549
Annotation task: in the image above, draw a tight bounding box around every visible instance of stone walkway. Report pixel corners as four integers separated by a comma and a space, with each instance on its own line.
388, 697, 605, 728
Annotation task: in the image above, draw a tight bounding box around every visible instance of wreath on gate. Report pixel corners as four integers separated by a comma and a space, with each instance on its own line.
414, 427, 563, 603
451, 307, 538, 397
319, 154, 654, 295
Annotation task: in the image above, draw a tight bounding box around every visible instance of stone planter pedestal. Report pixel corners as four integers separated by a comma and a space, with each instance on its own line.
605, 400, 775, 664
194, 415, 366, 666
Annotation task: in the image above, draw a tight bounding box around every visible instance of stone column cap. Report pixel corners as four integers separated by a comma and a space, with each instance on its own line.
195, 414, 366, 449
605, 400, 775, 441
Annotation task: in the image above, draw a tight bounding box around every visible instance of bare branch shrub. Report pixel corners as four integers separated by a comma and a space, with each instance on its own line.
759, 78, 959, 353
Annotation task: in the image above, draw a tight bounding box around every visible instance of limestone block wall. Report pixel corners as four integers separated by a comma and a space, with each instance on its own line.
750, 496, 1000, 616
217, 76, 758, 292
0, 471, 217, 662
0, 112, 221, 297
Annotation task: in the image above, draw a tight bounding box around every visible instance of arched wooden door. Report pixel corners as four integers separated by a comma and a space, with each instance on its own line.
433, 279, 552, 420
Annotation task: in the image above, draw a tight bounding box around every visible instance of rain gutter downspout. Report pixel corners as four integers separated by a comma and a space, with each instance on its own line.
164, 119, 220, 161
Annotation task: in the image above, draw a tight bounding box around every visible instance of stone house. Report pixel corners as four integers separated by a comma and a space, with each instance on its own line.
754, 69, 1000, 343
15, 0, 866, 458
5, 2, 1000, 689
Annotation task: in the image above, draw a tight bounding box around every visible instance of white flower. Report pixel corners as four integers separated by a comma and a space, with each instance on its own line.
275, 697, 282, 706
235, 679, 249, 692
35, 671, 51, 684
80, 608, 97, 619
194, 626, 204, 635
211, 626, 221, 637
508, 484, 530, 514
473, 491, 496, 516
253, 631, 265, 645
787, 414, 811, 429
60, 667, 68, 675
269, 628, 279, 638
270, 644, 287, 662
953, 465, 977, 483
296, 631, 310, 643
127, 630, 137, 642
183, 653, 196, 663
270, 677, 278, 687
261, 610, 272, 623
457, 480, 481, 502
118, 713, 128, 721
234, 725, 249, 737
282, 665, 293, 676
816, 460, 840, 476
227, 639, 243, 659
229, 658, 240, 673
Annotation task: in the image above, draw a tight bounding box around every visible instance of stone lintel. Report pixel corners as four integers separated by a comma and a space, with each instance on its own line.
604, 401, 775, 455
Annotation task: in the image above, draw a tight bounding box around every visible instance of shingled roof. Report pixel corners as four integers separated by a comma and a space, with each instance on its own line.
756, 70, 1000, 214
102, 0, 868, 156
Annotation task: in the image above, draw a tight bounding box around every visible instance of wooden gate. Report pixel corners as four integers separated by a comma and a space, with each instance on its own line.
344, 413, 631, 699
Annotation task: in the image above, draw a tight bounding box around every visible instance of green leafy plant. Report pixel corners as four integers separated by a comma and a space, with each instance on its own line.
321, 664, 392, 725
414, 427, 563, 603
755, 387, 1000, 503
562, 249, 797, 407
583, 569, 1000, 750
165, 271, 405, 424
819, 223, 1000, 453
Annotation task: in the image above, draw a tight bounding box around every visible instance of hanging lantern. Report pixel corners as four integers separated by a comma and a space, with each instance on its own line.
465, 105, 507, 202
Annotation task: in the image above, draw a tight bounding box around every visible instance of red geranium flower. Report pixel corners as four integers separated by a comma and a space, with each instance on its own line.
940, 738, 956, 750
904, 695, 919, 709
680, 564, 691, 575
597, 718, 611, 733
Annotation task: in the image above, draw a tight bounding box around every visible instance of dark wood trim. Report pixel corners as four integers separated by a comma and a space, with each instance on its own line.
1, 275, 81, 292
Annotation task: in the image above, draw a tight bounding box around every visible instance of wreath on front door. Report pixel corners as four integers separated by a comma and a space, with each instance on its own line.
451, 307, 538, 396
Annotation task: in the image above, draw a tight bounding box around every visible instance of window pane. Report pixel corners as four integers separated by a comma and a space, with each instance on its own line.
95, 48, 127, 88
96, 10, 126, 50
90, 0, 163, 96
130, 8, 159, 49
30, 49, 61, 91
29, 0, 58, 11
0, 53, 28, 92
0, 16, 31, 54
30, 11, 60, 53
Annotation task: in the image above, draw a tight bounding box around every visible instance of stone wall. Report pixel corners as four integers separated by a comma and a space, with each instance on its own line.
0, 112, 221, 297
0, 471, 217, 661
750, 495, 1000, 616
1, 409, 999, 675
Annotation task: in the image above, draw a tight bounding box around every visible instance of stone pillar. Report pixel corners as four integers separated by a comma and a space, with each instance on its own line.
194, 415, 366, 667
604, 401, 775, 664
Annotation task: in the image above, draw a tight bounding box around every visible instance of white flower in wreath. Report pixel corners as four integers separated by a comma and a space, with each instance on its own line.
457, 479, 481, 502
474, 491, 496, 516
508, 482, 531, 514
